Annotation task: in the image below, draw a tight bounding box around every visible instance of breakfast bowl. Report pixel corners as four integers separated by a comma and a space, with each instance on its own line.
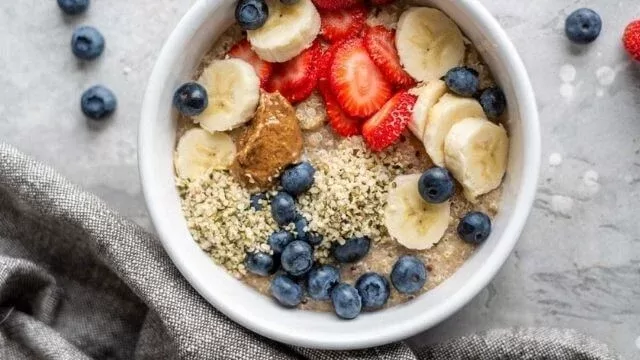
139, 0, 540, 350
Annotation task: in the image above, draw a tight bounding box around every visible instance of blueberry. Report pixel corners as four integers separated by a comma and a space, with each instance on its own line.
71, 26, 105, 60
173, 82, 208, 117
271, 274, 303, 307
57, 0, 89, 15
244, 252, 276, 276
235, 0, 269, 31
250, 192, 267, 211
281, 162, 316, 196
294, 216, 310, 242
280, 241, 313, 277
306, 232, 324, 246
444, 67, 479, 97
331, 283, 362, 320
81, 85, 117, 120
565, 8, 602, 44
457, 212, 492, 244
355, 273, 390, 310
270, 192, 297, 225
479, 87, 507, 119
390, 256, 427, 294
307, 265, 340, 300
418, 167, 454, 204
268, 230, 294, 255
332, 236, 370, 263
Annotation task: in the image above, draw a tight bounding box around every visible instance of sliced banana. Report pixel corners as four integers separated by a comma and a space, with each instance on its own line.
174, 128, 237, 179
247, 0, 321, 63
193, 59, 260, 132
423, 93, 486, 166
384, 174, 451, 250
396, 7, 465, 82
408, 80, 448, 139
444, 117, 509, 202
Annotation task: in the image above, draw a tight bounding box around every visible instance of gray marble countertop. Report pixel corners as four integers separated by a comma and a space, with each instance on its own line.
1, 0, 638, 358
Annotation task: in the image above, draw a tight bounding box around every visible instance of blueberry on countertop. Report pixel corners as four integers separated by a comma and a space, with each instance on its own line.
331, 283, 362, 320
444, 67, 479, 97
71, 26, 105, 60
235, 0, 269, 31
173, 82, 208, 117
390, 255, 427, 294
565, 8, 602, 44
418, 167, 454, 204
81, 85, 117, 120
479, 87, 507, 119
280, 240, 313, 277
57, 0, 89, 15
457, 211, 492, 244
271, 274, 303, 307
307, 265, 340, 301
281, 162, 316, 196
245, 252, 276, 276
355, 273, 390, 310
271, 192, 297, 225
268, 230, 295, 255
332, 236, 370, 263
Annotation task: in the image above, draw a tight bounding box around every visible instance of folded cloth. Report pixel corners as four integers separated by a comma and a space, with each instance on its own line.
0, 142, 621, 360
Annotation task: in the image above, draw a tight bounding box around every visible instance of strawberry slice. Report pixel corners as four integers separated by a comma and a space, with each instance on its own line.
312, 0, 362, 11
319, 80, 362, 137
329, 38, 393, 118
362, 91, 417, 151
227, 40, 273, 88
266, 42, 321, 104
320, 6, 367, 43
364, 26, 415, 88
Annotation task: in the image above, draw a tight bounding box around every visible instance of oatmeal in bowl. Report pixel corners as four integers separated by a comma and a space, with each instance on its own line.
172, 0, 510, 319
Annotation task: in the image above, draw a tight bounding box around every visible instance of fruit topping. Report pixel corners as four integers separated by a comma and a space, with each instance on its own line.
355, 273, 390, 310
312, 0, 361, 11
330, 38, 393, 118
235, 0, 269, 31
281, 161, 316, 195
270, 192, 298, 225
565, 8, 602, 44
245, 252, 277, 276
175, 128, 237, 178
444, 67, 480, 97
330, 283, 362, 319
268, 230, 295, 254
458, 211, 492, 244
266, 41, 321, 104
418, 167, 455, 204
479, 86, 507, 119
281, 240, 314, 276
307, 265, 341, 300
363, 25, 415, 88
173, 82, 208, 116
408, 80, 448, 139
228, 40, 274, 87
361, 91, 416, 152
271, 274, 303, 307
390, 255, 427, 294
250, 192, 268, 211
332, 236, 370, 263
320, 6, 367, 43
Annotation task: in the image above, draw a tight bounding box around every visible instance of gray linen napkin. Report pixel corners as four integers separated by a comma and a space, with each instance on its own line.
0, 142, 621, 360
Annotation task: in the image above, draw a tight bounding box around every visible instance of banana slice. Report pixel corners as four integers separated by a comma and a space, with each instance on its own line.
444, 117, 509, 202
193, 59, 260, 133
396, 7, 465, 82
174, 128, 237, 179
408, 80, 448, 139
423, 93, 486, 166
247, 0, 321, 63
384, 174, 451, 250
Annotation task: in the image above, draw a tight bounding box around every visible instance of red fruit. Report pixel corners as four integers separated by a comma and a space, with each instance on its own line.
266, 42, 321, 104
312, 0, 361, 11
227, 40, 273, 87
362, 91, 417, 151
320, 6, 367, 43
623, 20, 640, 62
329, 38, 393, 118
364, 26, 415, 88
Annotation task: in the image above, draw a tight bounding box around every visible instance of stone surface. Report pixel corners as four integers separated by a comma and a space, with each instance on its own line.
0, 0, 638, 358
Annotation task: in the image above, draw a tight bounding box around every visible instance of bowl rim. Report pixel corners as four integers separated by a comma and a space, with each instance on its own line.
139, 0, 540, 349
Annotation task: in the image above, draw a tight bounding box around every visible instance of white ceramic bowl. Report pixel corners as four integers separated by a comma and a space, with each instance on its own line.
139, 0, 540, 350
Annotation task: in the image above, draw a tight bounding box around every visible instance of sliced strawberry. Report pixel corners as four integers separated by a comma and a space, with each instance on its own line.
266, 42, 321, 104
227, 39, 273, 88
312, 0, 362, 11
329, 38, 393, 118
321, 85, 362, 137
320, 6, 367, 43
364, 26, 415, 88
362, 91, 417, 151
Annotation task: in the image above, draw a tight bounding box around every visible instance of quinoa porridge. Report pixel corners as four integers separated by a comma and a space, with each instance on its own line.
172, 0, 509, 318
